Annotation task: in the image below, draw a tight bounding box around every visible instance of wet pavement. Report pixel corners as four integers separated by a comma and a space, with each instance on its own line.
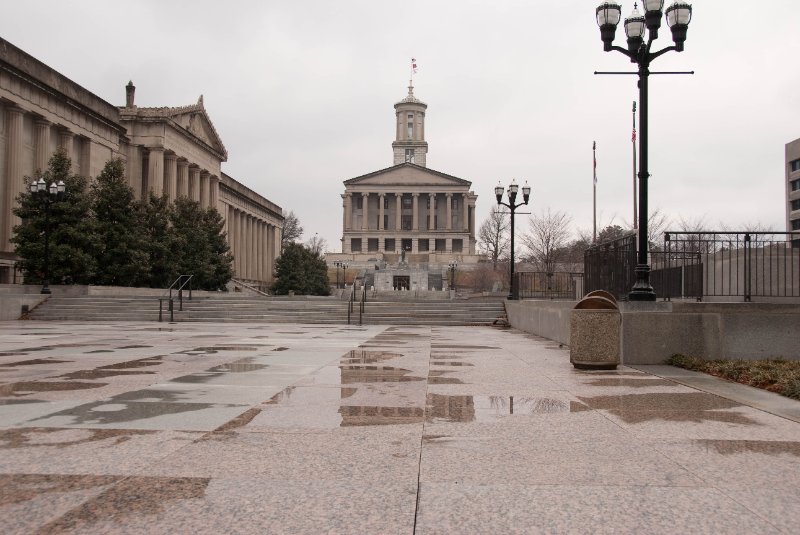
1, 322, 799, 534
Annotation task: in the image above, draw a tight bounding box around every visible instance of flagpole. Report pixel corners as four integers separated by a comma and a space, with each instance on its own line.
632, 101, 638, 230
593, 141, 597, 243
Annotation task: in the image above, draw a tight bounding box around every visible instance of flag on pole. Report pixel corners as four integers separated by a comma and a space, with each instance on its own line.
632, 127, 636, 143
411, 58, 418, 74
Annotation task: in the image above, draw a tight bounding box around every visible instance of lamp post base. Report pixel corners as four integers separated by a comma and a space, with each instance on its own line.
628, 264, 656, 301
40, 285, 51, 295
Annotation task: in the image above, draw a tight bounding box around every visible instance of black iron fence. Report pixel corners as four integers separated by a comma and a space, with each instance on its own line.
655, 231, 800, 301
514, 271, 584, 300
583, 233, 637, 301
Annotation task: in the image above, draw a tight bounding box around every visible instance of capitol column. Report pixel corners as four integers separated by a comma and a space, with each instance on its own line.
361, 193, 369, 231
428, 193, 435, 230
2, 106, 25, 251
147, 147, 165, 196
343, 193, 352, 231
34, 118, 52, 173
210, 175, 220, 211
395, 193, 402, 231
412, 193, 419, 231
176, 159, 189, 198
378, 194, 385, 231
462, 193, 469, 231
446, 193, 453, 230
164, 153, 177, 202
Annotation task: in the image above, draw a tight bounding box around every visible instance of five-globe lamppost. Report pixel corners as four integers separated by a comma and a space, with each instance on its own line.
448, 260, 458, 291
29, 177, 65, 294
333, 260, 349, 289
495, 181, 531, 300
596, 1, 692, 301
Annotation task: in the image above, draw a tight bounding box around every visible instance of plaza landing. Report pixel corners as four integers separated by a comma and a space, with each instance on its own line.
1, 322, 798, 534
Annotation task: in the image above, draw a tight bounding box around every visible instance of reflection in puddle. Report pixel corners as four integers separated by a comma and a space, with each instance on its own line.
339, 405, 424, 426
208, 359, 269, 373
39, 476, 210, 532
339, 365, 424, 383
426, 394, 587, 422
267, 386, 357, 405
213, 407, 263, 432
431, 361, 474, 367
577, 393, 759, 425
339, 350, 402, 365
57, 370, 156, 380
99, 357, 164, 370
431, 345, 499, 350
694, 439, 800, 457
273, 347, 289, 352
0, 427, 157, 449
0, 381, 108, 397
116, 345, 153, 349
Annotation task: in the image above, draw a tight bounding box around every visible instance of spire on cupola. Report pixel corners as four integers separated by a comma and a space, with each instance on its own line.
392, 80, 428, 167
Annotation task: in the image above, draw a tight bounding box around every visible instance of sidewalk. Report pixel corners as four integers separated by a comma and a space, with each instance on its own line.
1, 321, 798, 534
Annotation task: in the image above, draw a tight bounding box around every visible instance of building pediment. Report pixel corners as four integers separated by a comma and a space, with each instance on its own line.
344, 163, 471, 188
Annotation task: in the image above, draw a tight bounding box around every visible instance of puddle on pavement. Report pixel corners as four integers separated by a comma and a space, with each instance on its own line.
56, 370, 156, 380
0, 352, 28, 357
208, 359, 269, 373
577, 392, 759, 425
84, 350, 113, 354
276, 331, 307, 335
273, 347, 289, 352
339, 405, 424, 426
99, 357, 164, 369
431, 361, 474, 367
267, 386, 357, 405
0, 381, 108, 397
191, 345, 265, 353
116, 345, 153, 349
213, 407, 263, 432
38, 476, 210, 532
0, 427, 157, 449
340, 350, 402, 365
0, 358, 72, 367
339, 365, 425, 383
426, 394, 588, 422
170, 373, 224, 384
431, 345, 499, 350
694, 439, 800, 457
584, 378, 677, 387
13, 343, 92, 352
30, 400, 237, 425
428, 377, 465, 384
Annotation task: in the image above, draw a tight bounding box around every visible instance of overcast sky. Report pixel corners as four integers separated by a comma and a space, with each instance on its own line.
5, 1, 799, 251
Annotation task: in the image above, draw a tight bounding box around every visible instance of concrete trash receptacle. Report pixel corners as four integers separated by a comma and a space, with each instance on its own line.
570, 291, 620, 370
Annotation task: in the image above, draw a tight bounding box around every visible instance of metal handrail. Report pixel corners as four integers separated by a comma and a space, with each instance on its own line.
359, 284, 366, 325
347, 285, 356, 324
158, 274, 193, 322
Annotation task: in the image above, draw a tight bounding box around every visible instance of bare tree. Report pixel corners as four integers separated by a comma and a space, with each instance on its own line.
281, 210, 303, 248
306, 233, 327, 257
646, 208, 671, 249
478, 210, 510, 269
521, 208, 573, 273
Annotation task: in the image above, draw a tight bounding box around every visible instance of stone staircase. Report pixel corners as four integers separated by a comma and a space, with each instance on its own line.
27, 294, 506, 326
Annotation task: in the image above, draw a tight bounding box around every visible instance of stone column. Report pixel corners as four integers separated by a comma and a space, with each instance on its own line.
412, 237, 418, 253
34, 118, 52, 173
446, 194, 453, 230
274, 225, 282, 268
235, 210, 243, 277
80, 137, 93, 179
361, 192, 369, 231
428, 193, 435, 230
147, 147, 165, 196
412, 193, 419, 231
462, 194, 468, 231
199, 171, 210, 207
395, 193, 402, 230
250, 216, 257, 281
176, 160, 189, 198
188, 166, 201, 202
446, 238, 452, 253
378, 194, 385, 230
210, 175, 220, 211
58, 129, 74, 160
2, 106, 24, 251
126, 144, 142, 199
164, 153, 177, 202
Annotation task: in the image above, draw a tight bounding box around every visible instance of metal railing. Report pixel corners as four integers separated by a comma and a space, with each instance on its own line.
655, 232, 800, 301
158, 274, 193, 322
584, 233, 637, 300
514, 272, 585, 300
346, 284, 367, 325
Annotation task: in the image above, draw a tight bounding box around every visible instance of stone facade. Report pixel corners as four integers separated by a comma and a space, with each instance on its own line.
330, 83, 480, 269
786, 137, 800, 247
0, 38, 281, 287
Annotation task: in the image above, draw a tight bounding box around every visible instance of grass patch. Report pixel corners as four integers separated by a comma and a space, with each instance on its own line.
665, 354, 800, 401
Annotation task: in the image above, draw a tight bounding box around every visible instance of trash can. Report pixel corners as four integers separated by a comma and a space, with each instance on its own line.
569, 291, 620, 370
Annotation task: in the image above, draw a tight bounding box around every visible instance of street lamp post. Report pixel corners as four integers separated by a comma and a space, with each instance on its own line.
495, 181, 531, 300
333, 261, 348, 289
448, 260, 458, 291
596, 1, 692, 301
29, 177, 66, 294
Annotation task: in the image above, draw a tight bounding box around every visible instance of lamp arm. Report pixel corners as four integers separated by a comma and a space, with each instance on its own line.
609, 45, 635, 61
497, 201, 512, 210
649, 45, 678, 61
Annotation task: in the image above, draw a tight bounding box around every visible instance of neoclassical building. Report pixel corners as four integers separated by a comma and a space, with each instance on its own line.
333, 83, 479, 266
0, 37, 281, 287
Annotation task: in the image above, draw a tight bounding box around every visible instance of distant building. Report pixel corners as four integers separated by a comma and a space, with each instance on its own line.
0, 37, 281, 287
787, 137, 800, 247
331, 83, 480, 272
